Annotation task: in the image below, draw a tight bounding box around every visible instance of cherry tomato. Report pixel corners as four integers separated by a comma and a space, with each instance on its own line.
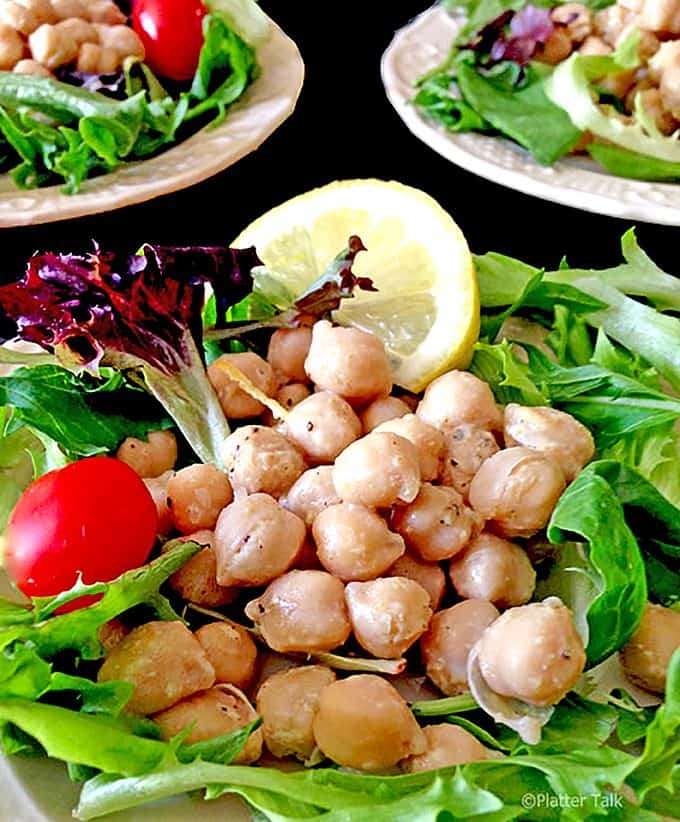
133, 0, 206, 82
5, 457, 158, 610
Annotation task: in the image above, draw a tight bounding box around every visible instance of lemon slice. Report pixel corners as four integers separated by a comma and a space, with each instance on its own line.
233, 179, 479, 392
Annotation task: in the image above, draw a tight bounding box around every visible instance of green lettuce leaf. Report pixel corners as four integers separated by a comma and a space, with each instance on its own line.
573, 460, 680, 607
475, 241, 680, 390
588, 143, 680, 181
546, 464, 648, 665
0, 365, 171, 460
413, 74, 489, 132
74, 745, 642, 821
524, 346, 680, 445
186, 15, 257, 126
457, 63, 583, 164
547, 229, 680, 313
627, 649, 680, 799
0, 541, 202, 660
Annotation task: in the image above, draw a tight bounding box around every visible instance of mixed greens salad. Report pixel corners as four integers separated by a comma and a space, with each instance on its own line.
0, 0, 268, 193
415, 0, 680, 180
0, 224, 678, 821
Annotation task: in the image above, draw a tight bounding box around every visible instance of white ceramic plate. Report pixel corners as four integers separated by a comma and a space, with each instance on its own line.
381, 5, 680, 225
0, 14, 304, 228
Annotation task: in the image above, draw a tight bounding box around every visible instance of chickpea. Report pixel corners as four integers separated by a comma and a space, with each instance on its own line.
535, 29, 573, 65
13, 57, 51, 75
650, 41, 680, 119
304, 320, 393, 405
278, 382, 311, 407
503, 404, 594, 482
620, 603, 680, 694
551, 3, 592, 42
166, 464, 233, 534
214, 493, 305, 587
332, 432, 421, 508
51, 0, 87, 21
207, 352, 276, 419
195, 622, 258, 690
374, 414, 445, 482
388, 552, 446, 611
143, 470, 174, 535
448, 533, 536, 608
85, 0, 126, 25
97, 621, 215, 715
416, 370, 502, 434
312, 503, 405, 581
256, 665, 336, 760
391, 483, 479, 563
168, 531, 236, 608
0, 24, 25, 70
283, 391, 361, 465
29, 23, 78, 69
345, 577, 432, 658
97, 617, 129, 655
116, 429, 177, 478
15, 0, 54, 27
360, 396, 410, 433
477, 600, 586, 707
633, 87, 677, 136
421, 600, 499, 696
267, 327, 313, 384
469, 447, 566, 538
245, 570, 351, 653
262, 383, 310, 424
640, 0, 680, 36
439, 424, 500, 498
312, 675, 426, 771
579, 35, 612, 56
1, 2, 37, 35
401, 724, 497, 772
221, 425, 306, 498
57, 17, 98, 46
95, 23, 144, 59
153, 685, 262, 764
280, 465, 341, 525
76, 41, 117, 73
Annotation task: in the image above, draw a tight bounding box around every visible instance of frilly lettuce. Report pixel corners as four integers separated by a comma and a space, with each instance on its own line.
545, 32, 680, 163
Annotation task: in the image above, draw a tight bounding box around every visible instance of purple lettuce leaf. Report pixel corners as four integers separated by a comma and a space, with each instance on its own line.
0, 245, 261, 465
0, 245, 259, 375
55, 69, 128, 99
293, 235, 377, 318
468, 5, 554, 68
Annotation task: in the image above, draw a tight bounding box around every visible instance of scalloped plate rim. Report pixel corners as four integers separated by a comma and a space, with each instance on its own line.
381, 4, 680, 225
0, 14, 304, 228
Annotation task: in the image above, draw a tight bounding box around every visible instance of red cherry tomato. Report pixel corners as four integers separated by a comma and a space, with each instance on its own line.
133, 0, 206, 82
5, 457, 158, 610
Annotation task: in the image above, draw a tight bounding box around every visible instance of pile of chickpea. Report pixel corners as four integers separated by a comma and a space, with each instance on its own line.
106, 319, 680, 773
536, 0, 680, 138
0, 0, 144, 77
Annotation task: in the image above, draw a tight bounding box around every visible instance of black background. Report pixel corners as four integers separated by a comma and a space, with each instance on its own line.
1, 1, 678, 275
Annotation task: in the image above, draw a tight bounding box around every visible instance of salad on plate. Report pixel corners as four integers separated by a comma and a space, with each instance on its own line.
0, 0, 269, 193
0, 179, 678, 820
415, 0, 680, 180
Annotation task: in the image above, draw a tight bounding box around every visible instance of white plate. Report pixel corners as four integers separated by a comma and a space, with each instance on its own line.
381, 5, 680, 225
0, 14, 304, 228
